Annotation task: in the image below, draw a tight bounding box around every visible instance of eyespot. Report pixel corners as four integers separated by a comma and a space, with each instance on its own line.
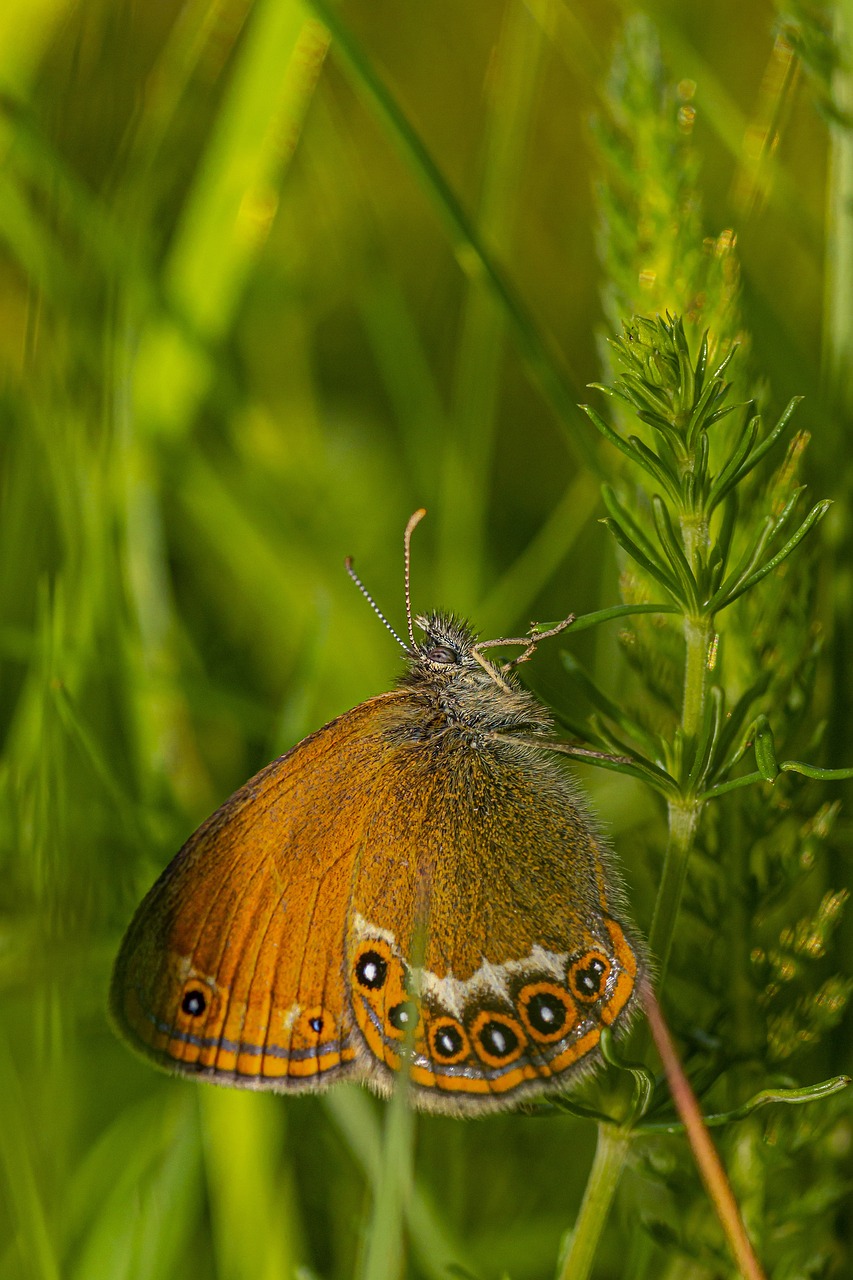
180, 987, 207, 1017
387, 1000, 420, 1036
470, 1010, 526, 1067
350, 937, 414, 1068
354, 947, 389, 991
425, 645, 459, 665
177, 977, 218, 1022
428, 1017, 470, 1064
569, 951, 611, 1003
288, 1005, 341, 1052
518, 981, 577, 1043
293, 1006, 331, 1038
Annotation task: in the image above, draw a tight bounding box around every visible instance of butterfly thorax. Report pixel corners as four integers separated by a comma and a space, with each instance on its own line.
392, 612, 552, 743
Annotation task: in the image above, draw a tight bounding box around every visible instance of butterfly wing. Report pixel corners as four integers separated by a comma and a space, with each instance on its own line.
110, 695, 407, 1091
345, 706, 642, 1113
112, 684, 642, 1111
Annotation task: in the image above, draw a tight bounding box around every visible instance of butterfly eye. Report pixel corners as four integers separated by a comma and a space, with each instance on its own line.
425, 645, 459, 665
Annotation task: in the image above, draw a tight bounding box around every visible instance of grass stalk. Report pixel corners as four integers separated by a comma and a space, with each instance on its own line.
306, 0, 597, 466
556, 1123, 631, 1280
357, 1086, 416, 1280
439, 0, 545, 604
643, 987, 765, 1280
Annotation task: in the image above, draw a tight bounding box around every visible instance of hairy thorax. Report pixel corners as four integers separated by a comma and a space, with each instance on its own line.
390, 612, 554, 746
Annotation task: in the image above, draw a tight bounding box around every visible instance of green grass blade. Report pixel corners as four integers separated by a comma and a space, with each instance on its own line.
133, 1, 329, 438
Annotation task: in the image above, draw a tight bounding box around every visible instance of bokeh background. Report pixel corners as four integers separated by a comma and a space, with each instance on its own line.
1, 1, 851, 1277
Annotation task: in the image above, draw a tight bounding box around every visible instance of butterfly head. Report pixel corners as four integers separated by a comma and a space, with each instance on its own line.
346, 512, 569, 734
412, 612, 479, 671
409, 611, 513, 692
394, 610, 553, 739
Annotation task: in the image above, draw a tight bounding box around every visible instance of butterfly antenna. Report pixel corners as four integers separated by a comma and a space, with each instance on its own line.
404, 508, 427, 646
345, 556, 408, 651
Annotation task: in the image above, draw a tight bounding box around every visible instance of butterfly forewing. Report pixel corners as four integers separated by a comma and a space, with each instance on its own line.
111, 695, 405, 1089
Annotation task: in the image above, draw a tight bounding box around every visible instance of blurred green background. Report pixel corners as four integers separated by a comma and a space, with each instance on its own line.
1, 1, 851, 1277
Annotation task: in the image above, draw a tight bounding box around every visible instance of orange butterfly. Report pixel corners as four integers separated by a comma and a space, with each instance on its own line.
111, 511, 643, 1113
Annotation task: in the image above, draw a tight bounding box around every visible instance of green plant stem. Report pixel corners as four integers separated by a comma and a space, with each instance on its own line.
680, 497, 713, 734
646, 645, 709, 980
649, 508, 714, 978
557, 1123, 631, 1280
648, 798, 701, 983
682, 614, 713, 741
358, 1081, 416, 1280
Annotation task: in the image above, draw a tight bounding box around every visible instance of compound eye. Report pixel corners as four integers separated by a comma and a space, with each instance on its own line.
426, 645, 459, 665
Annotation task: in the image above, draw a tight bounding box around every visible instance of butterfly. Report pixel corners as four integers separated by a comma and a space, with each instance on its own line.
111, 511, 644, 1114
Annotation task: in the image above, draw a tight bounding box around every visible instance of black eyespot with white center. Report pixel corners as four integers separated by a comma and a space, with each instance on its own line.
478, 1020, 519, 1059
388, 1001, 418, 1032
526, 992, 566, 1034
181, 988, 207, 1017
570, 953, 610, 1002
355, 950, 388, 991
518, 981, 577, 1043
434, 1024, 464, 1058
308, 1015, 324, 1033
428, 1017, 470, 1064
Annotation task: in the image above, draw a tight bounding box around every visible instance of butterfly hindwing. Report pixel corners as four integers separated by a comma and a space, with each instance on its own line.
345, 700, 641, 1113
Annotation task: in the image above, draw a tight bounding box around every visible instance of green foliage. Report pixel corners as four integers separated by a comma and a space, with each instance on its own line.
0, 3, 851, 1280
560, 314, 851, 1280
